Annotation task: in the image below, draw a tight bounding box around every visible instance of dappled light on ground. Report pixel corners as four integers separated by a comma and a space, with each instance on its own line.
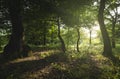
0, 49, 120, 79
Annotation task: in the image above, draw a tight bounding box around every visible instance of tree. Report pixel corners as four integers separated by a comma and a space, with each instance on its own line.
81, 8, 97, 45
98, 0, 113, 57
105, 0, 120, 48
3, 0, 25, 58
1, 0, 94, 56
57, 17, 66, 53
76, 27, 80, 52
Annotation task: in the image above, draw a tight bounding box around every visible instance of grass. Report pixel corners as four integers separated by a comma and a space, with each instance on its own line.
0, 45, 120, 79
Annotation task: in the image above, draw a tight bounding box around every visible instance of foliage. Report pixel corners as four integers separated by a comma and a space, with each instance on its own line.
0, 0, 120, 79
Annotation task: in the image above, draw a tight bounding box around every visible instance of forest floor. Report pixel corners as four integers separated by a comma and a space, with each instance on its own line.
0, 47, 120, 79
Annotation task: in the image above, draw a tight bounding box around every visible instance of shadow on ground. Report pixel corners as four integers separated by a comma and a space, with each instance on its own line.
0, 52, 68, 79
0, 51, 119, 79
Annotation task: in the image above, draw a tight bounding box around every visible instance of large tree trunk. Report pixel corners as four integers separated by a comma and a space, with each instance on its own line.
76, 28, 80, 52
57, 17, 66, 53
98, 0, 113, 57
3, 0, 24, 58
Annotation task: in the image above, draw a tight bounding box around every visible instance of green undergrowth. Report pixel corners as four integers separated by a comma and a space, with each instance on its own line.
0, 46, 120, 79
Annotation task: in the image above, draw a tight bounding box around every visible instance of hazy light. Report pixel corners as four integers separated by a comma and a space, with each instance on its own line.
82, 25, 100, 38
118, 7, 120, 14
93, 2, 97, 6
92, 25, 100, 37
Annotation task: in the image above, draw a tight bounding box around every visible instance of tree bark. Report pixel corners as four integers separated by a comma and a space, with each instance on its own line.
57, 17, 66, 53
98, 0, 113, 57
3, 0, 24, 58
76, 28, 80, 52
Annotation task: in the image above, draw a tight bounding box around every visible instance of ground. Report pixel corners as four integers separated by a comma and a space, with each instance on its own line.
0, 48, 120, 79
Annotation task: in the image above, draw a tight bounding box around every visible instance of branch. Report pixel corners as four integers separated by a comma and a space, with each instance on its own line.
104, 16, 112, 22
105, 8, 114, 20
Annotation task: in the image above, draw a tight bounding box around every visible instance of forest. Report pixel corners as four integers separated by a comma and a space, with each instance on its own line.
0, 0, 120, 79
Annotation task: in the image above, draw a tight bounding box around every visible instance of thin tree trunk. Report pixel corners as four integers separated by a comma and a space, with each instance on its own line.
76, 28, 80, 52
67, 27, 70, 49
106, 7, 117, 48
111, 9, 118, 48
89, 29, 92, 45
112, 21, 116, 48
3, 0, 24, 58
111, 6, 117, 48
51, 31, 54, 44
98, 0, 113, 57
43, 26, 46, 46
57, 17, 66, 53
